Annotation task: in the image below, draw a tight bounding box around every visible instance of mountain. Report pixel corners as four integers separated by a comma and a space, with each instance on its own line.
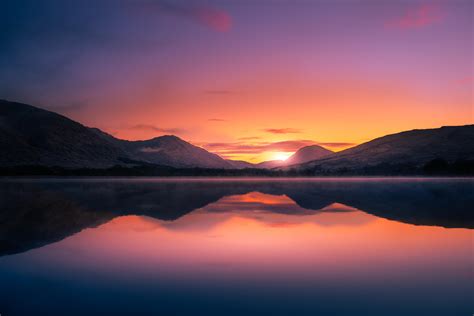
0, 100, 128, 168
0, 100, 234, 169
285, 145, 333, 165
2, 100, 473, 174
253, 145, 334, 169
282, 125, 474, 174
113, 135, 233, 169
227, 160, 256, 169
255, 160, 285, 169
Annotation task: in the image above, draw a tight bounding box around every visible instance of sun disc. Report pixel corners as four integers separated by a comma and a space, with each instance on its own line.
273, 152, 292, 161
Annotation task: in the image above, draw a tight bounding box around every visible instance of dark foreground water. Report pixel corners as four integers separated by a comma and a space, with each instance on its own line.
0, 178, 472, 316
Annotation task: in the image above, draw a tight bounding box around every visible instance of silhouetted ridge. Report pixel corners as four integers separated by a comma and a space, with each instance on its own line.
1, 99, 473, 174
282, 125, 474, 175
0, 100, 233, 169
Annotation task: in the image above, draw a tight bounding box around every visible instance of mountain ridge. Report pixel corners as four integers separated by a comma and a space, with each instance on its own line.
1, 99, 473, 175
280, 125, 474, 174
285, 144, 334, 165
0, 100, 234, 169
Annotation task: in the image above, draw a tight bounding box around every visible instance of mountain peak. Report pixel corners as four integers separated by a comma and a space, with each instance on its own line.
281, 125, 474, 174
153, 134, 181, 141
0, 101, 234, 169
285, 144, 334, 165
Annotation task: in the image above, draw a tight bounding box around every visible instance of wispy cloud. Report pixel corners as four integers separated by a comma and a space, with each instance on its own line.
201, 140, 311, 155
143, 1, 232, 32
263, 128, 302, 134
201, 139, 356, 157
130, 124, 183, 134
385, 3, 443, 29
238, 136, 261, 141
208, 118, 228, 122
203, 140, 313, 154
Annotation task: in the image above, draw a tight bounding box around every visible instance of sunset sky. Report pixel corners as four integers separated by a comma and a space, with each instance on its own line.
0, 0, 472, 162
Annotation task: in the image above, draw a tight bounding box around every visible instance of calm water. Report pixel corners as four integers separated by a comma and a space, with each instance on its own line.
0, 178, 472, 316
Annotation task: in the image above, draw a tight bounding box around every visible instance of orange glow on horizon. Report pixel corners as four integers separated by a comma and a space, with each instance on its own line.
68, 76, 471, 163
6, 0, 471, 164
272, 152, 293, 161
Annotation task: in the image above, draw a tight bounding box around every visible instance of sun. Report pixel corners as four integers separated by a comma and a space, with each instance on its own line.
272, 152, 293, 161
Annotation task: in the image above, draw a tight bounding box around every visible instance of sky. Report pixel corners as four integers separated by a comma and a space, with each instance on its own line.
0, 0, 472, 162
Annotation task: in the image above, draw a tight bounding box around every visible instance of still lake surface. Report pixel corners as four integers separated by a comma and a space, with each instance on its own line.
0, 178, 472, 316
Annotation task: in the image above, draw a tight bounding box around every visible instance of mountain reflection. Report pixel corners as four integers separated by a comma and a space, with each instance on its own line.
160, 193, 375, 232
0, 178, 472, 256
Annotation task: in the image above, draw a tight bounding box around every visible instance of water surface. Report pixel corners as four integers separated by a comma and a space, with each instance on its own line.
0, 178, 472, 315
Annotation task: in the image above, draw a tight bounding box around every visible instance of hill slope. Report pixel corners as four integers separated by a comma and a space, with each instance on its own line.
0, 100, 233, 169
254, 145, 333, 169
227, 160, 256, 169
284, 125, 474, 174
0, 100, 128, 168
119, 136, 233, 169
255, 160, 285, 169
285, 145, 333, 165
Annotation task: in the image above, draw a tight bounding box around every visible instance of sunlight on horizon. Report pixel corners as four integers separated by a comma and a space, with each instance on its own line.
272, 152, 293, 161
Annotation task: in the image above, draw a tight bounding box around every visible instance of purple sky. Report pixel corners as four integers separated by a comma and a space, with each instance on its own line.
0, 0, 472, 161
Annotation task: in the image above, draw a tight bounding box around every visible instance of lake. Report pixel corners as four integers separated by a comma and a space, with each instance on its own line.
0, 178, 472, 315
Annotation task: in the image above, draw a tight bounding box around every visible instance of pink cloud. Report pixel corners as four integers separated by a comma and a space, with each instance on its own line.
145, 1, 232, 32
130, 124, 183, 134
385, 3, 443, 29
238, 136, 261, 141
200, 140, 355, 156
263, 128, 302, 134
194, 7, 232, 32
201, 140, 316, 155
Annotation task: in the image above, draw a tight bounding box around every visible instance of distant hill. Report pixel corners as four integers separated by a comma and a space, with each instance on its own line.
255, 160, 285, 169
253, 145, 333, 169
285, 145, 333, 165
227, 160, 256, 169
124, 136, 233, 169
0, 100, 234, 169
102, 133, 233, 169
2, 100, 473, 175
282, 125, 474, 174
